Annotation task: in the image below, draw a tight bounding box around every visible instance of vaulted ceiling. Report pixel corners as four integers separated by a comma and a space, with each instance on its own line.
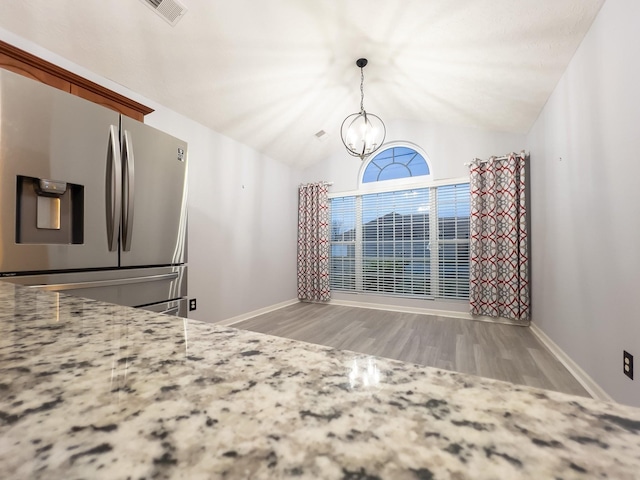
0, 0, 604, 168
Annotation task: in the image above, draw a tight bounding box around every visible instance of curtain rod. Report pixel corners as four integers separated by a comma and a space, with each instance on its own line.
299, 181, 333, 187
464, 150, 528, 166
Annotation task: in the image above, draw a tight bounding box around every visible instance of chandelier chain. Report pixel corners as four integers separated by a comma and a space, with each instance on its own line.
360, 67, 364, 113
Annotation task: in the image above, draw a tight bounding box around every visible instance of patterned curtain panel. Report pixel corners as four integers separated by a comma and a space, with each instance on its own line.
297, 183, 330, 302
469, 153, 530, 323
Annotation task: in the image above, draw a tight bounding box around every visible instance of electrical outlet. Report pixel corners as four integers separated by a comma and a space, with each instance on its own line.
623, 351, 633, 380
189, 298, 197, 312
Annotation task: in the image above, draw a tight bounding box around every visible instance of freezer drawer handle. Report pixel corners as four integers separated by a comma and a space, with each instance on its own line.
161, 306, 180, 315
106, 125, 122, 252
27, 272, 179, 292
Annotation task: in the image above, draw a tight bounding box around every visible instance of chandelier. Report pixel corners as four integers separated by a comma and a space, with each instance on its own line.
340, 58, 386, 160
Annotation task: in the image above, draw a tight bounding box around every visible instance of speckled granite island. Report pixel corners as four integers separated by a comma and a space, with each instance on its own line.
1, 282, 640, 479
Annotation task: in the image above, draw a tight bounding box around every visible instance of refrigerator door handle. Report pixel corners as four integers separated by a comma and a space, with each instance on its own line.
26, 272, 179, 291
122, 129, 135, 252
106, 125, 122, 252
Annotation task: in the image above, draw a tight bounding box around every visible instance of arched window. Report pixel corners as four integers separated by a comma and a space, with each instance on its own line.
330, 142, 470, 301
362, 146, 430, 184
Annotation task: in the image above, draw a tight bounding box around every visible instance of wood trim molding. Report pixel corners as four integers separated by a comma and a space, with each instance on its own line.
0, 40, 154, 117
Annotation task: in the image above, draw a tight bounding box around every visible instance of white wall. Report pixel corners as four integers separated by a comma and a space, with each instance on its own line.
146, 110, 299, 323
302, 119, 526, 191
0, 28, 299, 323
526, 0, 640, 406
301, 118, 525, 313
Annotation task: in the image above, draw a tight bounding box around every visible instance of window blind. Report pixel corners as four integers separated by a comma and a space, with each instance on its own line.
435, 183, 470, 299
361, 188, 431, 296
330, 183, 470, 301
330, 196, 356, 291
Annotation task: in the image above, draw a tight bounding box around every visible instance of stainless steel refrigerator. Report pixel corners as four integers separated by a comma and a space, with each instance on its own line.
0, 69, 188, 317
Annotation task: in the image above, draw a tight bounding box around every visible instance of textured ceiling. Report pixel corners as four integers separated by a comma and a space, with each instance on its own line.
0, 0, 604, 168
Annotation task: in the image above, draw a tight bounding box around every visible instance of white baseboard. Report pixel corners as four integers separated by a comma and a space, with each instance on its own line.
216, 298, 299, 327
529, 323, 612, 402
328, 298, 526, 326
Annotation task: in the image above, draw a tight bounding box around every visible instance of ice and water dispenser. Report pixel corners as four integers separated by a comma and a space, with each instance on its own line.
16, 175, 84, 244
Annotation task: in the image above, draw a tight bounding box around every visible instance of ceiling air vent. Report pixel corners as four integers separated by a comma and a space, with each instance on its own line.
140, 0, 188, 26
315, 130, 329, 142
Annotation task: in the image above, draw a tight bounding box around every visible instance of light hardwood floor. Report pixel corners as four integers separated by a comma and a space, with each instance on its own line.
232, 302, 589, 397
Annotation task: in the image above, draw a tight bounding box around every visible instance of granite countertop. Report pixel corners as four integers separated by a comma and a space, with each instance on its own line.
1, 282, 640, 479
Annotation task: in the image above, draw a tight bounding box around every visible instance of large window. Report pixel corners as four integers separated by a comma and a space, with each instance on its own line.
330, 146, 470, 300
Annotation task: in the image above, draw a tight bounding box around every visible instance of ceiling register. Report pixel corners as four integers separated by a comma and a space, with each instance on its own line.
340, 58, 386, 161
139, 0, 188, 26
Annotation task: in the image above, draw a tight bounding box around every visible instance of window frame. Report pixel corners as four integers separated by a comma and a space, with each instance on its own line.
357, 141, 434, 194
331, 176, 470, 200
329, 142, 469, 302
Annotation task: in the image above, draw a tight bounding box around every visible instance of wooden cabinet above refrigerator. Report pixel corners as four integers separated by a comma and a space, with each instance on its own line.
0, 40, 153, 121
